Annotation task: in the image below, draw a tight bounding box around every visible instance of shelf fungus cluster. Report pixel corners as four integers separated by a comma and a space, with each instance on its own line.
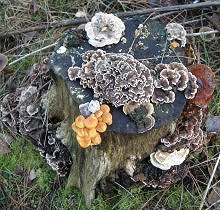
0, 58, 72, 177
71, 103, 112, 148
85, 12, 125, 48
69, 49, 154, 107
165, 23, 186, 47
152, 62, 198, 104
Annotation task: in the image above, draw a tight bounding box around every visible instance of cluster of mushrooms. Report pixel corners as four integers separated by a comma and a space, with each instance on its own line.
1, 58, 72, 176
71, 101, 112, 148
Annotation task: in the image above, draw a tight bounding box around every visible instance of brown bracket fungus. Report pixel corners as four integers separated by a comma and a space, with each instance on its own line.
85, 12, 125, 48
159, 104, 208, 153
188, 64, 215, 108
165, 23, 186, 47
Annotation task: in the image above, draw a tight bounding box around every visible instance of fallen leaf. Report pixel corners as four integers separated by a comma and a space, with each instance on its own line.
14, 166, 25, 175
0, 139, 10, 154
29, 168, 37, 181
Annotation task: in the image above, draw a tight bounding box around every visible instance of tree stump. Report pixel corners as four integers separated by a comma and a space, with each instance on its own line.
49, 17, 187, 206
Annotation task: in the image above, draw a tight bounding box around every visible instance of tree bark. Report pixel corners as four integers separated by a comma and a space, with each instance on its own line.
49, 71, 175, 206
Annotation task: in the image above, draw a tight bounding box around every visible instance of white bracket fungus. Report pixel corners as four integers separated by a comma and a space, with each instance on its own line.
85, 12, 125, 48
150, 148, 189, 170
165, 23, 186, 47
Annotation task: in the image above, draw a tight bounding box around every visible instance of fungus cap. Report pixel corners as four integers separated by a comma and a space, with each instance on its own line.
91, 133, 102, 145
188, 64, 215, 107
96, 121, 107, 133
85, 12, 125, 47
101, 112, 112, 125
165, 23, 186, 47
75, 115, 85, 128
76, 135, 91, 148
84, 114, 98, 128
150, 148, 189, 170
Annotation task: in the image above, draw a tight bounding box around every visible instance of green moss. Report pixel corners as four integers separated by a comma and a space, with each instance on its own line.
53, 187, 88, 210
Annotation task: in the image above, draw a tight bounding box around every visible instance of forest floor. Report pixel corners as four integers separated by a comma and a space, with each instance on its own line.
0, 1, 220, 209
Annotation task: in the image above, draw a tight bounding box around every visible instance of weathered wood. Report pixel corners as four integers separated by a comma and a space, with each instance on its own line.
48, 17, 187, 206
49, 71, 175, 206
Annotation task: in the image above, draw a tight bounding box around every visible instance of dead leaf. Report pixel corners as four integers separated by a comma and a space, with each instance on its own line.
0, 139, 10, 154
29, 168, 36, 181
14, 166, 25, 175
205, 115, 220, 133
207, 187, 220, 207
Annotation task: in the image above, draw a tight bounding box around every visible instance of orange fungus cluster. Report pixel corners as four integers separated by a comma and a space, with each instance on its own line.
71, 104, 112, 148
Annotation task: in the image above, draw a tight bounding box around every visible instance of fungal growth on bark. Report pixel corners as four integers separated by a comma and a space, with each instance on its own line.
158, 104, 208, 153
165, 23, 187, 47
0, 57, 72, 177
85, 12, 125, 48
70, 49, 154, 107
123, 101, 155, 132
150, 148, 189, 170
188, 64, 215, 108
151, 62, 198, 104
71, 104, 112, 148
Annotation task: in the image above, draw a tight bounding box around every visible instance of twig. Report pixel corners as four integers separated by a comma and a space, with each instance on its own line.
9, 42, 57, 66
1, 1, 220, 37
186, 30, 219, 37
199, 153, 220, 210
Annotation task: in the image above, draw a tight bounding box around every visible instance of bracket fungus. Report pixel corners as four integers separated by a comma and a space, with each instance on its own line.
72, 104, 112, 148
71, 49, 154, 107
150, 148, 189, 170
165, 23, 186, 47
85, 12, 125, 48
188, 64, 215, 108
152, 62, 198, 104
159, 104, 208, 153
123, 101, 155, 132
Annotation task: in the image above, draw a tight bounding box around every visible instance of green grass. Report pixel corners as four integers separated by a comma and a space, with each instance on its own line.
0, 138, 87, 209
91, 184, 201, 210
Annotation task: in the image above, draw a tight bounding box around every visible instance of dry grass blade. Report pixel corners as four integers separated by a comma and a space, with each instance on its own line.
199, 153, 220, 210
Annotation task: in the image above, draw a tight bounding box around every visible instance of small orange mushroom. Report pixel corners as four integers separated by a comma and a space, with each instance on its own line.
72, 122, 85, 137
96, 122, 107, 133
85, 128, 98, 138
100, 104, 110, 113
95, 110, 103, 118
91, 133, 102, 145
97, 116, 103, 122
102, 112, 112, 125
84, 114, 98, 129
76, 135, 91, 148
75, 115, 85, 128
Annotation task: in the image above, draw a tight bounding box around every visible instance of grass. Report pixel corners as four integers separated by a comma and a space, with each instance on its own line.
0, 0, 220, 209
0, 138, 87, 209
